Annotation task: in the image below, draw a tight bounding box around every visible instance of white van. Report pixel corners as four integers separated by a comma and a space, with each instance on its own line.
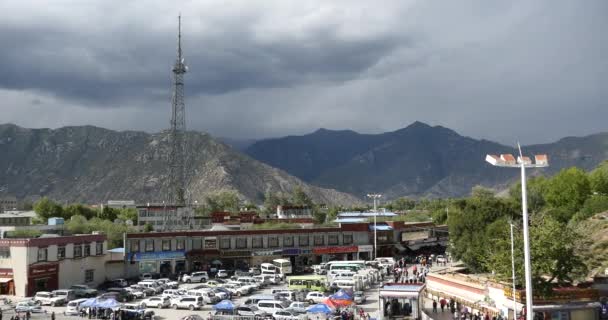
65, 298, 88, 316
186, 290, 219, 304
256, 300, 290, 313
331, 279, 357, 291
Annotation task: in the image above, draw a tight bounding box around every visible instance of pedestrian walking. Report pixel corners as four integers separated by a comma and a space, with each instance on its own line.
440, 298, 446, 312
25, 311, 30, 320
51, 312, 56, 320
432, 300, 438, 313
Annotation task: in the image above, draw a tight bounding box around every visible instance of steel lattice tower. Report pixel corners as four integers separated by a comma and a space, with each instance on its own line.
167, 15, 188, 208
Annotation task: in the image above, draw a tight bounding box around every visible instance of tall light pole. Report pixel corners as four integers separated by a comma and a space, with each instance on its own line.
367, 194, 382, 260
486, 145, 548, 320
510, 222, 518, 319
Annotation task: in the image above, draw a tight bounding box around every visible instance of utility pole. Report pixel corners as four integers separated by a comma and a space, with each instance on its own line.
367, 194, 382, 260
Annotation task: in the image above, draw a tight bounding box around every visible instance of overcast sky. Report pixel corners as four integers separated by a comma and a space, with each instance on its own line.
1, 0, 606, 144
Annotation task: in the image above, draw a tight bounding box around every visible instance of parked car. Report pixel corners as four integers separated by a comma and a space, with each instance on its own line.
130, 284, 155, 297
305, 292, 326, 304
70, 284, 98, 298
125, 287, 146, 299
216, 269, 229, 278
213, 287, 233, 300
65, 298, 89, 316
171, 296, 204, 310
273, 310, 302, 320
182, 271, 209, 283
287, 302, 309, 314
140, 273, 153, 281
256, 300, 290, 314
235, 305, 272, 319
140, 296, 171, 309
33, 291, 66, 306
249, 267, 261, 275
122, 303, 155, 320
15, 300, 44, 313
223, 283, 249, 297
105, 288, 134, 302
436, 255, 447, 264
158, 278, 179, 289
138, 281, 163, 294
204, 280, 222, 287
52, 289, 77, 303
353, 291, 366, 304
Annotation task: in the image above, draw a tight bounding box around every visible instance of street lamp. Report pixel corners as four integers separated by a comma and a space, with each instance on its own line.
367, 193, 382, 260
510, 222, 518, 320
486, 144, 548, 320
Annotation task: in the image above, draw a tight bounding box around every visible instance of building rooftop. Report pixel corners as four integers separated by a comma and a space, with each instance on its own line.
338, 211, 397, 217
0, 210, 36, 219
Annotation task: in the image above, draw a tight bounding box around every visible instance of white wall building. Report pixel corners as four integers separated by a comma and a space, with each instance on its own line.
0, 234, 108, 297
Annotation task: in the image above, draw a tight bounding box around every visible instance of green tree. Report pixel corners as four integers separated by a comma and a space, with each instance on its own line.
64, 204, 98, 220
144, 223, 154, 232
263, 191, 290, 215
545, 167, 591, 216
388, 197, 416, 211
484, 215, 587, 294
589, 161, 608, 195
33, 197, 64, 221
508, 176, 548, 214
572, 195, 608, 222
204, 190, 241, 213
291, 186, 313, 206
66, 215, 90, 234
98, 206, 120, 221
313, 210, 327, 224
117, 208, 138, 224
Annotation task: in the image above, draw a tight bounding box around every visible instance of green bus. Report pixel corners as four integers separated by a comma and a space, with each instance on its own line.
287, 275, 328, 292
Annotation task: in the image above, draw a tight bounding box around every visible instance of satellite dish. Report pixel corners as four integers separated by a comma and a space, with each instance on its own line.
181, 58, 185, 64
185, 66, 189, 72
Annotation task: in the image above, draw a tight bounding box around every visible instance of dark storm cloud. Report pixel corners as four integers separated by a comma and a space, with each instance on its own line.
0, 0, 607, 144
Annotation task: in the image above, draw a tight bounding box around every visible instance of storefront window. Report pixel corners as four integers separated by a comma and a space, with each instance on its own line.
74, 245, 82, 258
299, 236, 309, 246
131, 240, 140, 253
378, 235, 388, 241
314, 235, 324, 246
84, 244, 91, 257
204, 238, 217, 249
139, 261, 156, 273
236, 238, 248, 249
220, 238, 231, 249
84, 270, 94, 283
252, 237, 263, 248
192, 238, 202, 250
145, 240, 154, 252
268, 236, 279, 248
176, 239, 185, 250
343, 234, 353, 244
35, 278, 48, 292
162, 240, 171, 251
37, 248, 47, 262
96, 243, 103, 255
328, 235, 339, 245
0, 247, 10, 259
283, 236, 294, 247
57, 246, 65, 260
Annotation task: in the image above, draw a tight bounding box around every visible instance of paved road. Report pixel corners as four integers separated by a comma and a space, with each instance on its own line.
1, 281, 381, 320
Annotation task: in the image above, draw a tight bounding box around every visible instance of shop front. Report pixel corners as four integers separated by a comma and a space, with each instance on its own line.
220, 251, 252, 270
313, 245, 359, 262
0, 268, 14, 295
358, 245, 373, 260
27, 263, 59, 296
186, 249, 221, 272
251, 250, 282, 267
127, 250, 185, 276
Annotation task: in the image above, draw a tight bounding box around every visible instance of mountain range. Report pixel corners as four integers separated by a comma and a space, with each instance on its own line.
0, 124, 359, 205
1, 122, 607, 204
245, 121, 608, 198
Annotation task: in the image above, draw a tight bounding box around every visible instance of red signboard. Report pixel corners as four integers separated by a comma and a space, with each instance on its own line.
0, 269, 13, 277
313, 246, 358, 255
29, 264, 59, 277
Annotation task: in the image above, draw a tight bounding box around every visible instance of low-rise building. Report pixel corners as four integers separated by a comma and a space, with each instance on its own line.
0, 210, 36, 226
0, 195, 18, 213
276, 205, 312, 219
0, 234, 108, 297
137, 204, 204, 231
426, 272, 602, 319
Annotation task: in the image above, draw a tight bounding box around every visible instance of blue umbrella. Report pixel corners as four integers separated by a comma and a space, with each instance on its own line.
213, 300, 235, 311
306, 304, 333, 314
99, 298, 120, 309
80, 298, 97, 308
330, 289, 353, 301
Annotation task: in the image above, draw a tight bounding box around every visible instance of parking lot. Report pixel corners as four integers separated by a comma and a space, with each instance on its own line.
0, 277, 382, 320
